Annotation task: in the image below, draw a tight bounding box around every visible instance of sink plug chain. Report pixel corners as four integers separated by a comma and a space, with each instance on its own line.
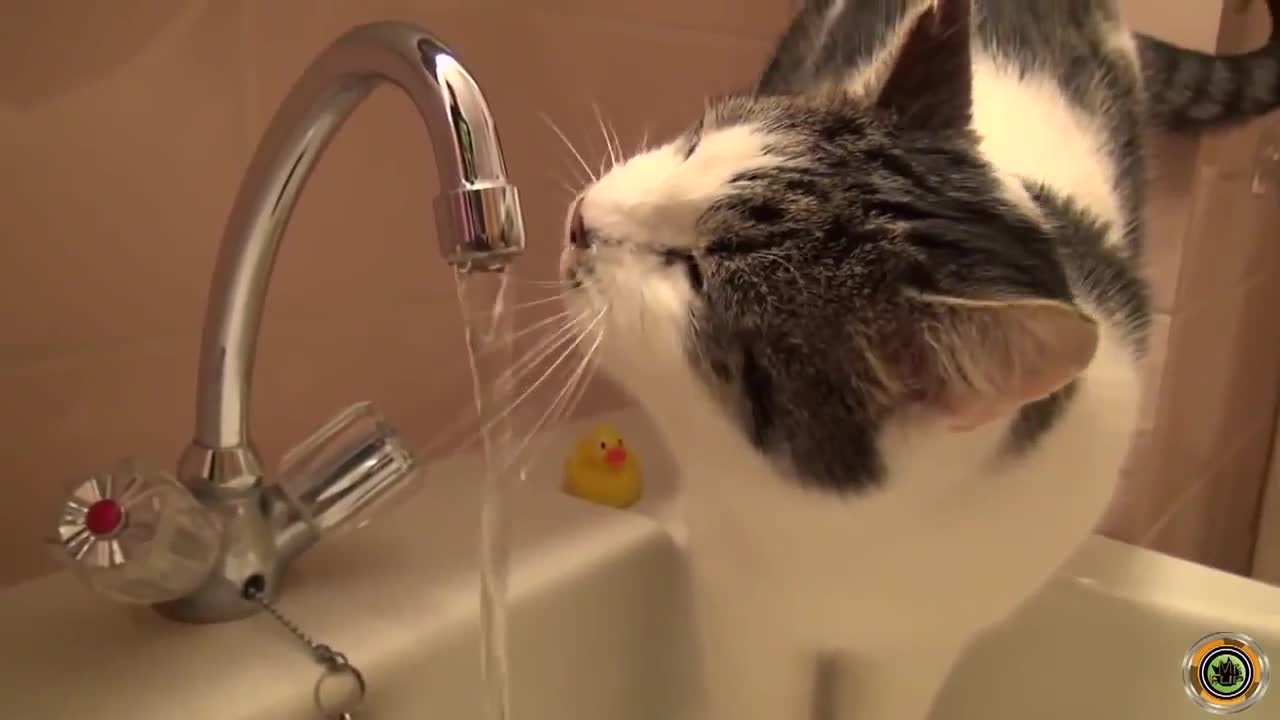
243, 576, 367, 719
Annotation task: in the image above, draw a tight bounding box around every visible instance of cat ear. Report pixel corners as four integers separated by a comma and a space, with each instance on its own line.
911, 295, 1099, 431
871, 0, 974, 131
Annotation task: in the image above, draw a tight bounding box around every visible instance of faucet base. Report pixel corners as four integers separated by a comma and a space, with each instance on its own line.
153, 573, 265, 624
178, 443, 264, 492
154, 444, 294, 624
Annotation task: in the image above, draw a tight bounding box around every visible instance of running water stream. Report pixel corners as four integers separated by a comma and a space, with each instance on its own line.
455, 268, 517, 720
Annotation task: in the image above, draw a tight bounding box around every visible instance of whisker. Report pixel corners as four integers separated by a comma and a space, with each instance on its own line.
506, 276, 572, 289
504, 309, 575, 344
494, 315, 589, 387
537, 327, 600, 432
422, 315, 594, 458
505, 293, 570, 312
515, 308, 606, 470
481, 309, 604, 450
547, 324, 605, 424
494, 325, 595, 437
500, 319, 605, 476
592, 103, 619, 168
418, 314, 589, 455
551, 336, 602, 429
540, 113, 596, 181
549, 169, 586, 195
604, 115, 625, 165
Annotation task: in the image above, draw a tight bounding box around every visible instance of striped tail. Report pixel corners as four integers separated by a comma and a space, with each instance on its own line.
1137, 0, 1280, 131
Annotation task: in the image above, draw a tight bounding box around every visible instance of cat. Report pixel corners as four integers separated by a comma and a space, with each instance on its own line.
559, 1, 1280, 718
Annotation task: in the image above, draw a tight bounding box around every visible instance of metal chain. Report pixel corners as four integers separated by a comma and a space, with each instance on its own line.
244, 579, 367, 719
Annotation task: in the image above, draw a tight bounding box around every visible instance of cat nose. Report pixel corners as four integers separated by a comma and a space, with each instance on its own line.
569, 198, 593, 249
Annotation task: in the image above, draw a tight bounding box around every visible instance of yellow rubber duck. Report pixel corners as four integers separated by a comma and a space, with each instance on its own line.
563, 424, 643, 509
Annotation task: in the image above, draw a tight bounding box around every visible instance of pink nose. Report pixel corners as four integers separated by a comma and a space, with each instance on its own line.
604, 447, 627, 466
568, 198, 593, 249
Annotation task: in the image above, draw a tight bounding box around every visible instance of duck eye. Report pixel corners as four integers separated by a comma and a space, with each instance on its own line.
600, 441, 607, 449
617, 439, 624, 447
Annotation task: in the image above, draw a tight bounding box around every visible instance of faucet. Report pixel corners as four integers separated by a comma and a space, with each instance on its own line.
51, 22, 524, 624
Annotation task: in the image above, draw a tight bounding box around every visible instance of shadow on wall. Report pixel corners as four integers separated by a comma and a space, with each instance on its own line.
0, 2, 199, 110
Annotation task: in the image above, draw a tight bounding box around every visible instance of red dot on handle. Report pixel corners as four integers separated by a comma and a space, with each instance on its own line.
85, 499, 125, 535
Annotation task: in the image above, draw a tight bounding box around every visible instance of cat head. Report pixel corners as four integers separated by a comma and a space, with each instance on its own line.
560, 0, 1098, 491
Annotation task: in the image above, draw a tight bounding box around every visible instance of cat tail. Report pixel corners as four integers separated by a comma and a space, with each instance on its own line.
1136, 0, 1280, 131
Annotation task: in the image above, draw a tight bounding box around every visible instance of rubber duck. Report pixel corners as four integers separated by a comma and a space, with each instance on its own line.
563, 424, 642, 509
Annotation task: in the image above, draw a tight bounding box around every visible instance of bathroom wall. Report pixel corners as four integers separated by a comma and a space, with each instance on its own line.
0, 0, 786, 586
1099, 0, 1280, 576
2, 0, 1277, 587
1252, 423, 1280, 583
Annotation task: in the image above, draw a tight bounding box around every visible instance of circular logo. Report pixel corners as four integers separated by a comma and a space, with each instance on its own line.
1183, 632, 1270, 714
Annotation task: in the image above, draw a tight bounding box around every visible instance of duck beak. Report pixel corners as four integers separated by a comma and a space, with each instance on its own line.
604, 447, 628, 466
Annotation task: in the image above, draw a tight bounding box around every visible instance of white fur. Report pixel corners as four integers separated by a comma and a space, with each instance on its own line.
969, 53, 1129, 248
562, 14, 1143, 720
583, 124, 781, 252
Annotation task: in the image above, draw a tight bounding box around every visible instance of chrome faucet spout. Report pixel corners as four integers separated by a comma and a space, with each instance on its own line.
146, 22, 525, 623
195, 22, 523, 452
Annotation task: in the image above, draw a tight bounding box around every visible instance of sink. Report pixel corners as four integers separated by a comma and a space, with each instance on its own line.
5, 408, 1279, 719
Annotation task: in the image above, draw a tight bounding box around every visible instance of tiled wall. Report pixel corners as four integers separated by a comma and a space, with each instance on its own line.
2, 0, 1276, 587
1099, 0, 1280, 575
1252, 413, 1280, 582
0, 0, 784, 586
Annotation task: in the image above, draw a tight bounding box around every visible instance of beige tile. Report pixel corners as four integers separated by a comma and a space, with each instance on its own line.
1136, 312, 1171, 433
1159, 271, 1280, 479
1144, 480, 1217, 571
0, 1, 695, 585
0, 334, 197, 585
1, 292, 507, 586
1102, 313, 1174, 542
1251, 422, 1280, 582
1099, 432, 1160, 543
1208, 434, 1274, 575
1142, 132, 1201, 312
1197, 116, 1279, 180
0, 1, 251, 365
1146, 422, 1274, 574
1217, 0, 1275, 52
512, 0, 793, 41
1176, 165, 1280, 307
1118, 0, 1224, 50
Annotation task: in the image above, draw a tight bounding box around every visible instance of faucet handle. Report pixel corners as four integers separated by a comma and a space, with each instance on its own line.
273, 402, 422, 547
51, 459, 222, 604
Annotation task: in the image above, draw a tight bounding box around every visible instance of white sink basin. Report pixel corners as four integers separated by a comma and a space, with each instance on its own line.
5, 408, 1279, 719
